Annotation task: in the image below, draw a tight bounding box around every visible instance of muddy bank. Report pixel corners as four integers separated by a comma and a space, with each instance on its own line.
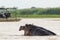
0, 18, 21, 22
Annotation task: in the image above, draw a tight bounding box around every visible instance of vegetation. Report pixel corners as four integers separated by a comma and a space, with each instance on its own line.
9, 8, 60, 18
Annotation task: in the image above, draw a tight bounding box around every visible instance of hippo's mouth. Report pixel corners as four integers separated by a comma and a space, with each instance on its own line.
19, 28, 21, 31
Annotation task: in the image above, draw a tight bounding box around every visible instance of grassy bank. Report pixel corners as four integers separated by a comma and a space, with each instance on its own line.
0, 15, 60, 22
12, 15, 60, 18
9, 8, 60, 18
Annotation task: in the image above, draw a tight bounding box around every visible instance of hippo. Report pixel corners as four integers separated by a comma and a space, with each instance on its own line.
19, 24, 56, 36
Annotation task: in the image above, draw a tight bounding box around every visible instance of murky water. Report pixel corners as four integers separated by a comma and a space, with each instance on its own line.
0, 18, 60, 40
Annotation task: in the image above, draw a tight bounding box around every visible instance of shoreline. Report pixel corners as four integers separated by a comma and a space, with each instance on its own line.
0, 18, 21, 22
0, 18, 60, 22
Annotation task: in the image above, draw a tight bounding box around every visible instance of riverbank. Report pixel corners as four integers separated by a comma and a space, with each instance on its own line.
0, 18, 20, 22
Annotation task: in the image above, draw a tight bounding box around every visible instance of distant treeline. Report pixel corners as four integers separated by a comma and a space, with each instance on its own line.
10, 8, 60, 16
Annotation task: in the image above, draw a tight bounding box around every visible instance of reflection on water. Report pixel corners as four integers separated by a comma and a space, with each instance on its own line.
0, 18, 60, 40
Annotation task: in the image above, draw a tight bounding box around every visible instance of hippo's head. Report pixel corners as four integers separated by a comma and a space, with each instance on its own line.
19, 26, 25, 31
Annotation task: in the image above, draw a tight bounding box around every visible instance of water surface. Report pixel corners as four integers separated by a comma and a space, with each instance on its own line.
0, 18, 60, 40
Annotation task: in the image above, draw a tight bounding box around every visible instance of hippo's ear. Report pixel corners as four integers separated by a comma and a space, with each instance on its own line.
25, 24, 28, 26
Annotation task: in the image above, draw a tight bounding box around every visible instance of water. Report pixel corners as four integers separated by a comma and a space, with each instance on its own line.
0, 18, 60, 40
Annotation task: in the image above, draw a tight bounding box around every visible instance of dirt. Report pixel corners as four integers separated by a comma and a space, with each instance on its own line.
0, 18, 21, 22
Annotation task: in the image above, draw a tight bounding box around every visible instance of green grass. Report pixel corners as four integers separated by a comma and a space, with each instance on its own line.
9, 8, 60, 18
11, 14, 60, 18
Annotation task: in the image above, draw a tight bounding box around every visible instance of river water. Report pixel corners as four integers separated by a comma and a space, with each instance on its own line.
0, 18, 60, 40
